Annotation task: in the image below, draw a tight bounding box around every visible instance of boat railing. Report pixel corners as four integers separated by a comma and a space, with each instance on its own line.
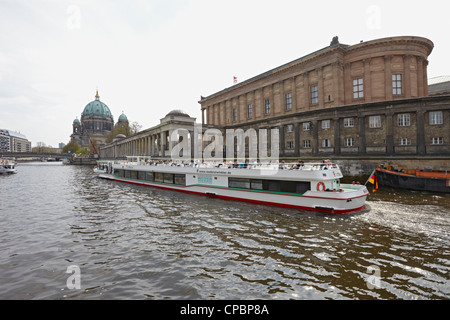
114, 159, 339, 172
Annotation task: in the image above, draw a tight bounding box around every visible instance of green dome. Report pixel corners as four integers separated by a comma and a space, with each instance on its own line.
82, 91, 113, 119
73, 118, 80, 124
118, 112, 128, 122
82, 100, 113, 118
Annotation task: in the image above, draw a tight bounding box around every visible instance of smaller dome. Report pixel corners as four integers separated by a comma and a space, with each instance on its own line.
113, 134, 126, 142
118, 112, 128, 122
166, 109, 189, 117
73, 118, 80, 124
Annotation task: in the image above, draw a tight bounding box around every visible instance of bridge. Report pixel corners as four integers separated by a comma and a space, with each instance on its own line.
1, 152, 70, 162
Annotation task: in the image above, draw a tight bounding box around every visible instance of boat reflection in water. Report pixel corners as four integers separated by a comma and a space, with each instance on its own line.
94, 156, 369, 214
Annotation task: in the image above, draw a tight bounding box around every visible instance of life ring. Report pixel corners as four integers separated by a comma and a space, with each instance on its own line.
317, 182, 326, 191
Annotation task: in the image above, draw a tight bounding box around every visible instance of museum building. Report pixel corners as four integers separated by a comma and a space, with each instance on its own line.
199, 36, 450, 157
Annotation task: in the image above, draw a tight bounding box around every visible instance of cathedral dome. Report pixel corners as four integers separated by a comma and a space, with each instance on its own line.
166, 109, 189, 117
82, 91, 113, 119
118, 112, 128, 122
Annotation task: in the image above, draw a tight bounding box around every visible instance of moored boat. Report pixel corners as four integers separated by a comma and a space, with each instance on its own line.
94, 157, 369, 214
0, 159, 17, 174
375, 165, 450, 193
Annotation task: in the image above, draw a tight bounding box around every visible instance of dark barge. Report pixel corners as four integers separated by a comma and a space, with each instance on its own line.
375, 166, 450, 193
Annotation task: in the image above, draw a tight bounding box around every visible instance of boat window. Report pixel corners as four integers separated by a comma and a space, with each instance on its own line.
155, 172, 163, 182
115, 169, 124, 177
125, 170, 131, 178
296, 181, 311, 194
138, 171, 146, 180
130, 171, 138, 179
164, 173, 174, 184
251, 180, 263, 190
264, 180, 280, 192
280, 181, 297, 193
174, 174, 186, 186
145, 172, 154, 181
229, 178, 251, 189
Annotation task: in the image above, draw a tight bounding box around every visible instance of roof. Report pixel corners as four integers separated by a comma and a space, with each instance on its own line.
118, 112, 128, 121
2, 129, 28, 140
82, 100, 113, 118
165, 109, 190, 117
428, 76, 450, 85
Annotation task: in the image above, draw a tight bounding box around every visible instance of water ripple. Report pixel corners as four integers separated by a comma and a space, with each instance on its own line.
0, 165, 449, 299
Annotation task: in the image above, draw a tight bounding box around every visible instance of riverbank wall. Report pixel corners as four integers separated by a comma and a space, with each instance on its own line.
286, 156, 449, 177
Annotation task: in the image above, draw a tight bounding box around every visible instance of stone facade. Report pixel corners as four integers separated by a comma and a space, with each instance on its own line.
200, 36, 433, 127
100, 110, 197, 159
197, 36, 450, 158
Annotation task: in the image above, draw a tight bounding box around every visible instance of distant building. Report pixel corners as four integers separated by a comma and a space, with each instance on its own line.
71, 90, 128, 152
428, 76, 450, 95
0, 129, 32, 153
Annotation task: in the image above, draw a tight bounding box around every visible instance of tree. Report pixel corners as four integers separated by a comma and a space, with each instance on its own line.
105, 121, 142, 143
130, 121, 142, 134
63, 140, 81, 153
33, 142, 52, 153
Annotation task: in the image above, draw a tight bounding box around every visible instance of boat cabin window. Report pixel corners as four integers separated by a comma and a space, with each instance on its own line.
155, 172, 163, 182
164, 173, 174, 184
229, 177, 311, 194
251, 180, 263, 190
296, 181, 311, 194
138, 171, 146, 180
115, 169, 124, 177
174, 174, 186, 186
130, 171, 138, 179
229, 178, 251, 189
144, 172, 154, 181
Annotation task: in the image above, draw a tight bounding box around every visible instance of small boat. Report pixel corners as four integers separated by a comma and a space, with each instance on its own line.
0, 159, 17, 174
375, 165, 450, 193
94, 156, 369, 214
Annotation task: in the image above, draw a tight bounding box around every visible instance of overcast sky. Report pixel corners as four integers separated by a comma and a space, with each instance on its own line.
1, 0, 449, 147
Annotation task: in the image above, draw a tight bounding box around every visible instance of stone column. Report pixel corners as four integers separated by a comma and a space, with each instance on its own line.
160, 132, 165, 157
384, 55, 393, 100
417, 57, 424, 97
279, 125, 285, 157
311, 120, 318, 156
304, 72, 310, 108
358, 115, 366, 154
385, 110, 394, 155
318, 67, 324, 107
294, 122, 300, 157
363, 58, 372, 101
334, 117, 341, 155
416, 108, 426, 155
404, 55, 412, 98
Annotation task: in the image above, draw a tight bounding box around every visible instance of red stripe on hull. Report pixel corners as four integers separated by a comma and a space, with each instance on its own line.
103, 176, 366, 215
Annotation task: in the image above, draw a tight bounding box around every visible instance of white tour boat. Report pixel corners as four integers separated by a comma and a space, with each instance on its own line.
94, 156, 369, 214
0, 159, 17, 174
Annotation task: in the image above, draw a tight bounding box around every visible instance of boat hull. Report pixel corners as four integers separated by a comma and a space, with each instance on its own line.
98, 173, 368, 214
376, 168, 450, 193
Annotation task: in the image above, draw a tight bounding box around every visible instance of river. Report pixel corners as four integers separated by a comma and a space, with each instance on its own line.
0, 163, 449, 300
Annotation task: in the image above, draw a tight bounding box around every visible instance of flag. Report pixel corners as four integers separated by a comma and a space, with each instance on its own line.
368, 174, 378, 192
233, 76, 237, 84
